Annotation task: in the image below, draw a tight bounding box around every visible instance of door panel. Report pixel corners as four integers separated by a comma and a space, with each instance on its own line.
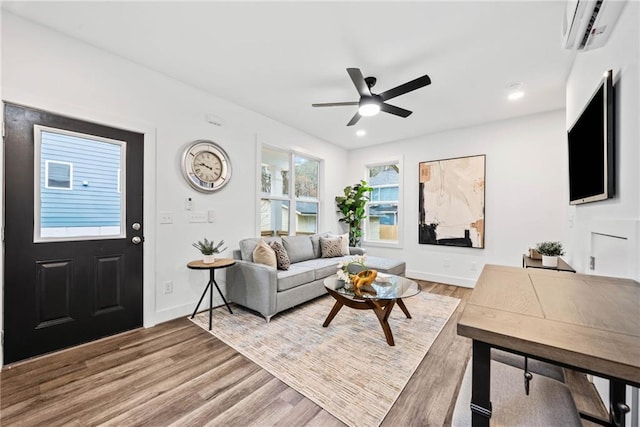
3, 103, 143, 364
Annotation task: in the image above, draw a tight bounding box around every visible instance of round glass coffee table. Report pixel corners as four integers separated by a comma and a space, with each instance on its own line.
323, 274, 422, 346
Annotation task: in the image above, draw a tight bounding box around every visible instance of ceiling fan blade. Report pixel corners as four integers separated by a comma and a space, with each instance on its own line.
378, 74, 431, 102
312, 101, 359, 107
347, 68, 371, 98
346, 112, 362, 126
380, 103, 413, 118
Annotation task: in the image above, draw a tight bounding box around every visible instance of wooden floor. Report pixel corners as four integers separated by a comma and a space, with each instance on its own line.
0, 281, 603, 426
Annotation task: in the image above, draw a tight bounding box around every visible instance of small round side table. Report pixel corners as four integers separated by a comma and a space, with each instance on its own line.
187, 258, 236, 330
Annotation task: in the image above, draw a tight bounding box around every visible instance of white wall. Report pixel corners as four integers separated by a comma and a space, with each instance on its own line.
347, 110, 568, 287
0, 12, 348, 365
565, 1, 640, 281
565, 3, 640, 424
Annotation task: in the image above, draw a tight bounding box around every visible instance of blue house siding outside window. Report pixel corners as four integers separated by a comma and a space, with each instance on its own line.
40, 130, 122, 234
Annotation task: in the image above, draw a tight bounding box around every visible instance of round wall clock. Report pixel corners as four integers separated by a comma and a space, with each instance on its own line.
182, 140, 232, 193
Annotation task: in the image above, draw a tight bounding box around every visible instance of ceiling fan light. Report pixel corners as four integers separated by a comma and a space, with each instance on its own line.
359, 102, 380, 117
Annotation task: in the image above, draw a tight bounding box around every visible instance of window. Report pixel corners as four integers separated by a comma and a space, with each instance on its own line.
260, 146, 320, 236
35, 126, 125, 241
45, 160, 73, 189
365, 161, 401, 245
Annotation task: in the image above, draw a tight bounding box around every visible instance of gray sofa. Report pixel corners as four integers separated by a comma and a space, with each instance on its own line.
226, 233, 406, 321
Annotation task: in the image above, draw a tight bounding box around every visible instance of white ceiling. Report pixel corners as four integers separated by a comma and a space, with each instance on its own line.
2, 1, 576, 149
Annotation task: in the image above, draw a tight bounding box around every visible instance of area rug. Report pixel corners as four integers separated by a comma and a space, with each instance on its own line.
190, 291, 460, 427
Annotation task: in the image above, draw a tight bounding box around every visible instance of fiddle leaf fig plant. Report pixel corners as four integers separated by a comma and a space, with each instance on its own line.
335, 180, 373, 247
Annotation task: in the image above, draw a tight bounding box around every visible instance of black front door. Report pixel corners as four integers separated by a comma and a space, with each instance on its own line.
3, 103, 144, 364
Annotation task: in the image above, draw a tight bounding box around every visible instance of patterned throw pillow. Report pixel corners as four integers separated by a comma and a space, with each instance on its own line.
320, 236, 344, 258
269, 241, 291, 270
252, 239, 276, 267
329, 233, 350, 255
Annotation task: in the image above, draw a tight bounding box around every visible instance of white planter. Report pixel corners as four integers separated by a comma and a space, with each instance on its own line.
202, 254, 216, 264
541, 255, 558, 268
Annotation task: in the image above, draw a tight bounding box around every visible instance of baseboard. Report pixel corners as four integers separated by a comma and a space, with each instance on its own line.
152, 302, 197, 326
406, 270, 477, 288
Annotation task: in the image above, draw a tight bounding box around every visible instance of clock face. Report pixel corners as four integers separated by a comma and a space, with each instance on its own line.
192, 151, 223, 183
182, 140, 231, 192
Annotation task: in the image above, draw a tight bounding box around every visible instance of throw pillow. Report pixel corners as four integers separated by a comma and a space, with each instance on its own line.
320, 236, 344, 258
329, 233, 350, 256
269, 241, 291, 270
252, 239, 276, 267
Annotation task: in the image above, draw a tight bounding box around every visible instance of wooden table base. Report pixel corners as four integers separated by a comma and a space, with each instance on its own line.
323, 288, 412, 346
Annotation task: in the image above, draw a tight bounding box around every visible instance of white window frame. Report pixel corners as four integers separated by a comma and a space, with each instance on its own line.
259, 144, 322, 236
364, 158, 403, 248
44, 160, 73, 190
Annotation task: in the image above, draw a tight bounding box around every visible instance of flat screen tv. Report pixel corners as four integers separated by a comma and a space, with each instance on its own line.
567, 70, 615, 205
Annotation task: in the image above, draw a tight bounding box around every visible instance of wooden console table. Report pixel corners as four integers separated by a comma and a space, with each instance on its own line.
458, 265, 640, 426
522, 254, 576, 272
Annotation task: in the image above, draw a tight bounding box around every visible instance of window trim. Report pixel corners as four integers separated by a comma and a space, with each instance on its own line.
363, 158, 403, 248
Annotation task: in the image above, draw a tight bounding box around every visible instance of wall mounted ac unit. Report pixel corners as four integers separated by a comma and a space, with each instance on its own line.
562, 0, 627, 50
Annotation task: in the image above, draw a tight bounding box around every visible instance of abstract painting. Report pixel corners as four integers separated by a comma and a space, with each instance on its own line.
419, 155, 485, 248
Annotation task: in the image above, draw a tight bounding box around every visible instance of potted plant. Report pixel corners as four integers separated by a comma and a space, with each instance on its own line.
335, 180, 373, 247
193, 238, 227, 264
535, 241, 565, 268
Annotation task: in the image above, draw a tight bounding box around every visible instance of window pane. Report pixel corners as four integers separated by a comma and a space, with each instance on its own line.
46, 161, 72, 189
37, 128, 124, 241
366, 162, 400, 243
262, 147, 289, 197
295, 201, 317, 235
367, 203, 398, 241
295, 155, 318, 199
260, 199, 290, 236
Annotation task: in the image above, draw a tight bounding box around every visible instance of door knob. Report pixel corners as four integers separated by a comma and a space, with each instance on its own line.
132, 236, 142, 244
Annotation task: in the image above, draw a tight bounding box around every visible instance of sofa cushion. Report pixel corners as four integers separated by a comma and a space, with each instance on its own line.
239, 236, 282, 262
296, 257, 344, 280
277, 265, 315, 292
252, 239, 276, 267
282, 235, 315, 264
269, 241, 291, 271
364, 256, 406, 276
310, 232, 331, 258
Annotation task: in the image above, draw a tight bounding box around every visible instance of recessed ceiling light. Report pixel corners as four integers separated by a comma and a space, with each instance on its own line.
506, 82, 525, 101
356, 130, 366, 137
508, 91, 525, 101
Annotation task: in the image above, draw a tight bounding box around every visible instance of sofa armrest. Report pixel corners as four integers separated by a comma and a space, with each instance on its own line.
226, 259, 278, 321
349, 247, 366, 255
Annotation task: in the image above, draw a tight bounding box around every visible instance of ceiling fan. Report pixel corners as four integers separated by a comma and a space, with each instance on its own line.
312, 68, 431, 126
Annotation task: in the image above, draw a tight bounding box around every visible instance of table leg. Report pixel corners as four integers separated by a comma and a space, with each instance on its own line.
397, 298, 412, 318
210, 269, 233, 314
208, 278, 213, 330
191, 281, 212, 320
323, 300, 344, 327
470, 340, 492, 427
369, 300, 396, 346
610, 380, 629, 427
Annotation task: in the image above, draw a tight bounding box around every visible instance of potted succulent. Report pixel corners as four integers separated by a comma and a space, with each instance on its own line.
535, 241, 565, 268
335, 180, 373, 247
193, 238, 227, 264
